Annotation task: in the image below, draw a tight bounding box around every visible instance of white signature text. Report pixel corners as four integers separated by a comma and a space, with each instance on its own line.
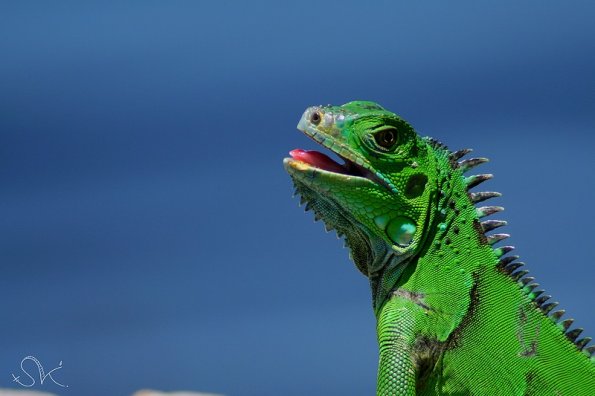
11, 356, 68, 388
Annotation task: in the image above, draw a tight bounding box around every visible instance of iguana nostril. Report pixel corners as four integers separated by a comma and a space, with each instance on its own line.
323, 113, 334, 127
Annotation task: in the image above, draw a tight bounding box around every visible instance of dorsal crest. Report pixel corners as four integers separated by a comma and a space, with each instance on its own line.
454, 148, 593, 356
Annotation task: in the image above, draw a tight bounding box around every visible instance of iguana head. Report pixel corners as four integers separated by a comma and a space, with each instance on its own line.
284, 101, 440, 278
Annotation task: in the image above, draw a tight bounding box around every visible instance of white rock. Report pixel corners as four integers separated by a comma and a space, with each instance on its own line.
0, 390, 57, 396
133, 391, 223, 396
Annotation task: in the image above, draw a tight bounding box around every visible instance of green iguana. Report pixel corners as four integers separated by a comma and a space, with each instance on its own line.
283, 101, 595, 395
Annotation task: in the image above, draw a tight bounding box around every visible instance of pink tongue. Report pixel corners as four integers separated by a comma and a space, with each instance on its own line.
290, 149, 345, 173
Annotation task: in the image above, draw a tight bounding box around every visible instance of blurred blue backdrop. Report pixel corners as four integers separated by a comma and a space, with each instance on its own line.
1, 1, 594, 395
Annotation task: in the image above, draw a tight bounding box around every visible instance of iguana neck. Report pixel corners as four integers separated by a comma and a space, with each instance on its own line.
370, 143, 497, 317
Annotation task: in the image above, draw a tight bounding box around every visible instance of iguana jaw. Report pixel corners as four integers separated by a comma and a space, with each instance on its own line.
283, 109, 387, 189
283, 150, 377, 188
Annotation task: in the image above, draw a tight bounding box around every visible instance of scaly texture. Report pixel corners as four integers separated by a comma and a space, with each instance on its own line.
284, 101, 594, 395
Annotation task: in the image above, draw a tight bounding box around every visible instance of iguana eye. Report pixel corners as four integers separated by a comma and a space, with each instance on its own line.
310, 111, 321, 125
374, 128, 398, 150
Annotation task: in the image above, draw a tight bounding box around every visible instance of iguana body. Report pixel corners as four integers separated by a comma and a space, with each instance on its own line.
284, 101, 594, 395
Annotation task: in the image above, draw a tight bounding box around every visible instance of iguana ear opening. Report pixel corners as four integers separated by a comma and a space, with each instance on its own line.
404, 174, 428, 199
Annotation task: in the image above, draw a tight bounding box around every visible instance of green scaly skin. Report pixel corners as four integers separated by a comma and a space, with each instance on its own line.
284, 101, 595, 395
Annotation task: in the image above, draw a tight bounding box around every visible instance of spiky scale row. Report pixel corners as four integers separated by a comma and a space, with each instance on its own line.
501, 255, 592, 353
521, 277, 535, 286
512, 270, 530, 282
456, 149, 593, 355
575, 337, 592, 350
504, 262, 524, 273
499, 255, 520, 268
567, 328, 584, 343
550, 309, 565, 322
481, 220, 507, 232
459, 157, 489, 172
535, 295, 551, 305
561, 319, 574, 332
487, 233, 510, 245
449, 148, 472, 161
493, 245, 515, 258
541, 302, 559, 315
465, 174, 493, 189
532, 289, 544, 299
296, 191, 328, 228
477, 206, 504, 218
469, 191, 502, 204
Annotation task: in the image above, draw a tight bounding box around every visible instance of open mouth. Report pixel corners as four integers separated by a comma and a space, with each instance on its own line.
286, 108, 396, 192
288, 149, 378, 181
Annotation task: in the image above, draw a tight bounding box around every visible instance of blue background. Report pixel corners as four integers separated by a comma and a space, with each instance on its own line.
1, 1, 594, 395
